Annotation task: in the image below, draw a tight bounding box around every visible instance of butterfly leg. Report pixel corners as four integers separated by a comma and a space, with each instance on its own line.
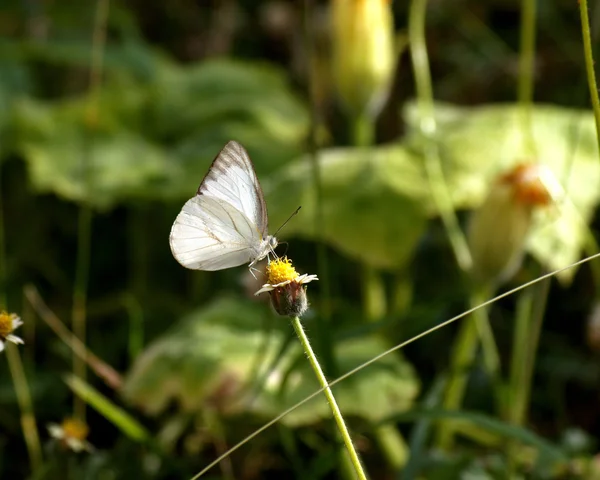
248, 265, 262, 280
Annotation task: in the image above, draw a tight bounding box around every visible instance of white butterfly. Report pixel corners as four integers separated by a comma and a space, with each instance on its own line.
169, 141, 278, 271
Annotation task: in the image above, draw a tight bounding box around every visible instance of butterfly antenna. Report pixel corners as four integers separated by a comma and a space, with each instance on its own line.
279, 241, 290, 257
273, 206, 301, 237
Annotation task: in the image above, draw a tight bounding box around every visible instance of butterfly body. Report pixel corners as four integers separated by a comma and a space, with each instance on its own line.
169, 141, 277, 271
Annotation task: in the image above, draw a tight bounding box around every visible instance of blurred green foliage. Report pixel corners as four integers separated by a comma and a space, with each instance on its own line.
1, 0, 600, 479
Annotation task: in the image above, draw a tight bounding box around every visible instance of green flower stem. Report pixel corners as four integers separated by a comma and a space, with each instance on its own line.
437, 285, 498, 450
203, 409, 235, 480
352, 112, 407, 467
374, 424, 408, 471
362, 265, 387, 322
72, 203, 91, 421
579, 0, 600, 152
518, 0, 537, 156
508, 288, 534, 424
512, 276, 550, 425
6, 343, 42, 472
470, 287, 500, 377
290, 316, 367, 480
408, 0, 472, 272
436, 315, 477, 450
351, 115, 387, 323
353, 113, 374, 148
72, 0, 110, 422
506, 276, 550, 474
585, 232, 600, 296
0, 163, 5, 308
304, 0, 335, 376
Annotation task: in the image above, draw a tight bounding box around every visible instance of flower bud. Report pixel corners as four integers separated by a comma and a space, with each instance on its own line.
331, 0, 395, 118
255, 257, 318, 318
467, 164, 554, 284
270, 281, 309, 317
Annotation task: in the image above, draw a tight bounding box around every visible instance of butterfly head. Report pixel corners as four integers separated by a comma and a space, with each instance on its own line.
267, 235, 278, 251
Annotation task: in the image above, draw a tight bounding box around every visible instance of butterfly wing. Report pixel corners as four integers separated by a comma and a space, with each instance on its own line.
197, 141, 269, 238
169, 195, 261, 271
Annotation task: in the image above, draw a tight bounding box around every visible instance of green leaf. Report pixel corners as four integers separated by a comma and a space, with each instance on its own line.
404, 102, 600, 282
65, 375, 150, 442
153, 59, 310, 199
381, 407, 568, 467
13, 96, 169, 209
123, 298, 419, 429
122, 297, 289, 415
265, 145, 431, 270
12, 58, 309, 207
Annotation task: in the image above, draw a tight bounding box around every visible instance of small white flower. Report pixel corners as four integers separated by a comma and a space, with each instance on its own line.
0, 312, 24, 352
48, 418, 94, 453
255, 273, 319, 295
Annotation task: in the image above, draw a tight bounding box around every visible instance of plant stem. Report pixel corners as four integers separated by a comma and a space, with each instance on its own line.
353, 113, 374, 147
518, 0, 537, 156
517, 277, 550, 423
362, 265, 387, 322
470, 287, 500, 377
72, 203, 92, 421
190, 251, 600, 480
579, 0, 600, 153
408, 0, 472, 272
437, 284, 498, 450
0, 152, 42, 474
304, 0, 335, 376
72, 0, 110, 421
506, 277, 549, 473
508, 288, 534, 425
6, 343, 42, 472
374, 424, 407, 471
0, 162, 5, 308
290, 316, 367, 480
25, 285, 123, 390
351, 114, 387, 323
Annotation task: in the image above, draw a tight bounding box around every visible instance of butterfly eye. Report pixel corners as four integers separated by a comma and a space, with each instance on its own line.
269, 237, 278, 249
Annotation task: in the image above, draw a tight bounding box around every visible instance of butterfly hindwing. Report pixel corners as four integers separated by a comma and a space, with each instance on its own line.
169, 195, 260, 271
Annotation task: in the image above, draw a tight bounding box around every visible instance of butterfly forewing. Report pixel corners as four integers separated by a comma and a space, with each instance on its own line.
198, 141, 269, 238
170, 195, 261, 271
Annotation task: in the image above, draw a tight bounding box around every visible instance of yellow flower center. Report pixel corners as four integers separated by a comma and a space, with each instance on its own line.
0, 311, 14, 338
61, 418, 89, 441
266, 257, 298, 285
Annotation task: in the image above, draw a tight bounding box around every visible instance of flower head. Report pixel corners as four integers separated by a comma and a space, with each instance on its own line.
331, 0, 396, 118
468, 163, 557, 284
499, 163, 559, 207
0, 311, 24, 352
255, 257, 318, 317
48, 417, 93, 453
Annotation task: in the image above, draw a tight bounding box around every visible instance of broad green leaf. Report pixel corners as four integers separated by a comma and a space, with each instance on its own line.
265, 145, 431, 270
11, 58, 309, 207
150, 59, 307, 148
13, 97, 168, 209
152, 59, 310, 198
123, 297, 419, 429
122, 297, 288, 415
404, 102, 600, 281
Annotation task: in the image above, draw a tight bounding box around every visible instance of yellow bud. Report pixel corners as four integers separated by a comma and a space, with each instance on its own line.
468, 164, 553, 284
331, 0, 395, 118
